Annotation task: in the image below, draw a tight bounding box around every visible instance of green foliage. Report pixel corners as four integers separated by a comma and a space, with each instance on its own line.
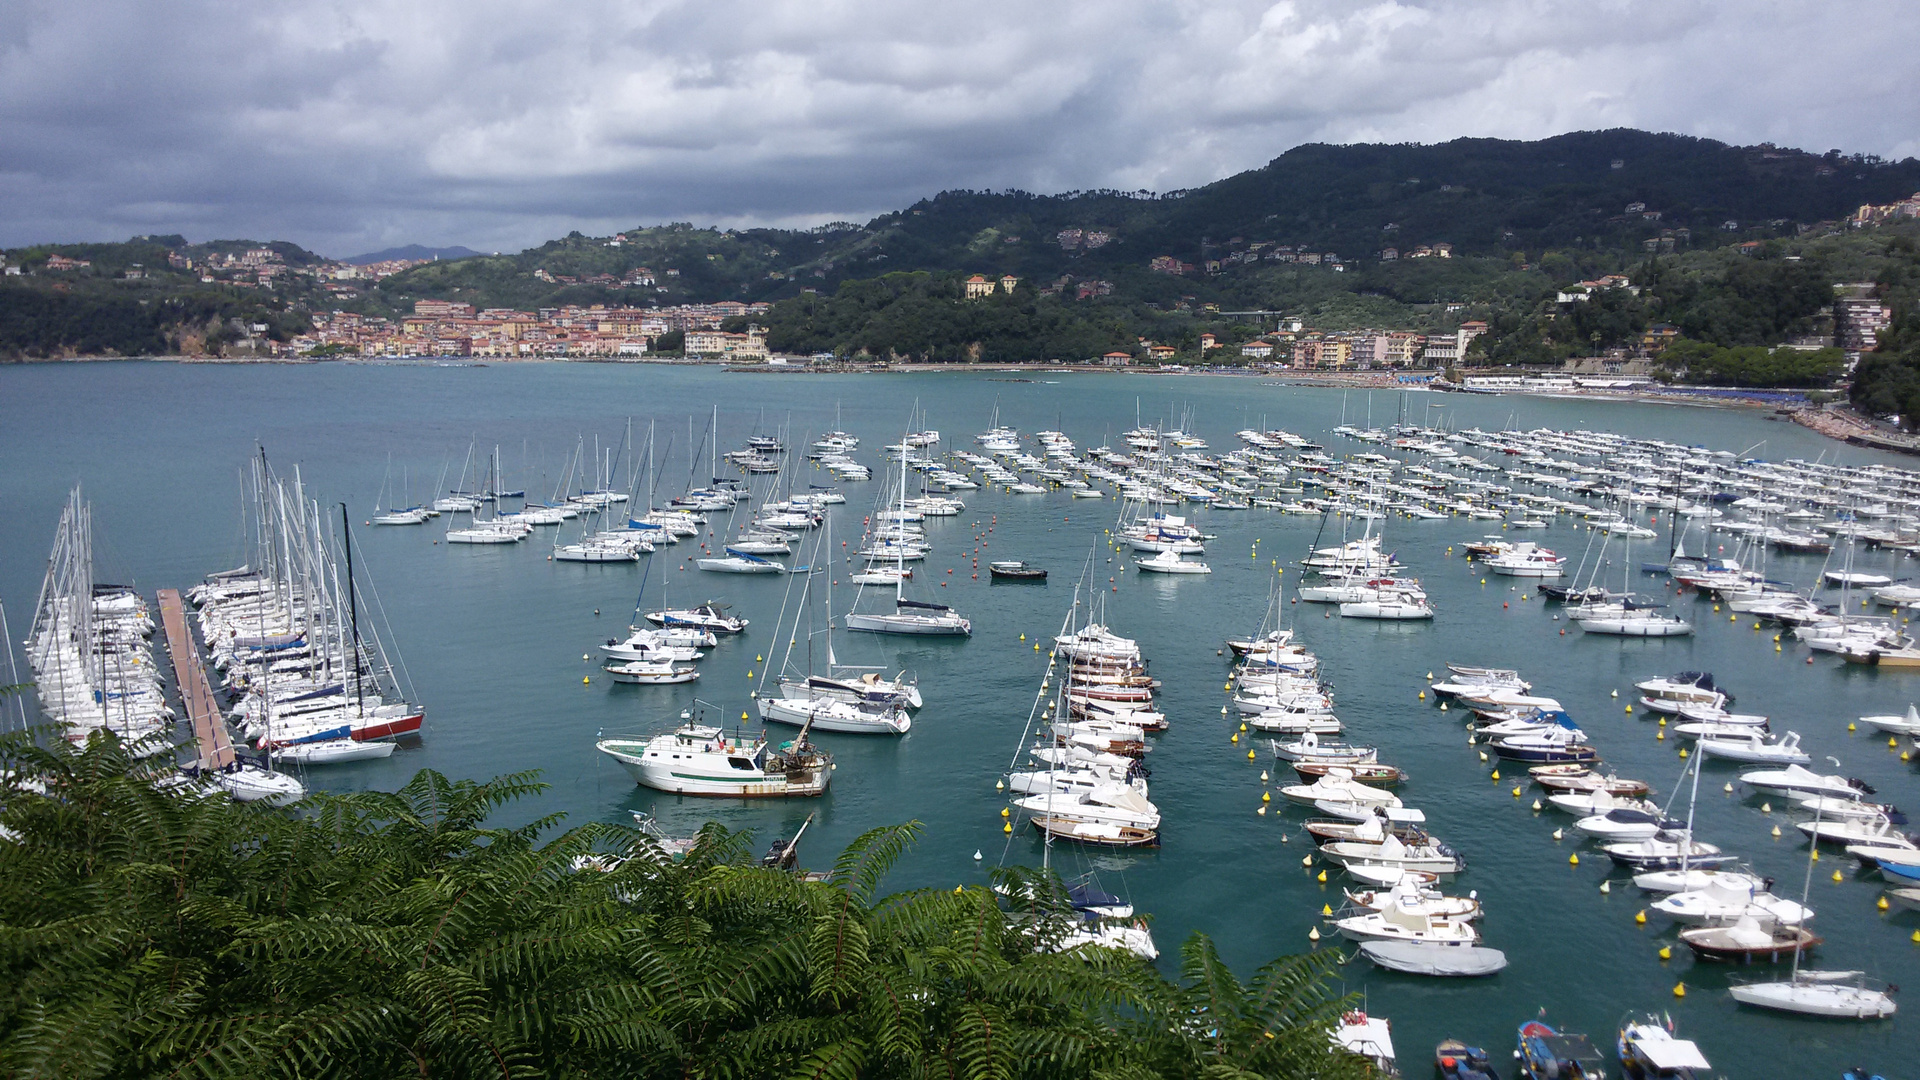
1656, 338, 1846, 387
0, 731, 1371, 1080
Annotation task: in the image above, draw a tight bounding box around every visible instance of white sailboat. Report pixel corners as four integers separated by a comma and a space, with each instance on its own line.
845, 435, 970, 636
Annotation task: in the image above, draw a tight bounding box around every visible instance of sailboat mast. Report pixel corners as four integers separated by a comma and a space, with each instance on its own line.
341, 503, 363, 708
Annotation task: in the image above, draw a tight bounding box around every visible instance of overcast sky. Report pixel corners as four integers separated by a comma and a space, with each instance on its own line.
3, 0, 1915, 258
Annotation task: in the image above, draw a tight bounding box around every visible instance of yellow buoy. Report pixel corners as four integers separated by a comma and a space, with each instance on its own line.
1239, 722, 1247, 731
1658, 717, 1667, 727
1772, 825, 1782, 837
1248, 749, 1257, 760
1812, 849, 1820, 861
1419, 690, 1426, 700
1834, 870, 1845, 882
1848, 722, 1856, 732
1673, 982, 1685, 998
1019, 634, 1026, 641
1322, 903, 1333, 916
1659, 945, 1671, 960
1262, 791, 1271, 802
1003, 822, 1012, 833
1678, 748, 1689, 758
1231, 733, 1239, 744
582, 676, 590, 685
1490, 769, 1500, 781
1761, 802, 1771, 813
1569, 853, 1580, 865
1657, 731, 1665, 741
1001, 807, 1010, 818
1635, 909, 1647, 925
1626, 704, 1634, 713
1512, 786, 1523, 797
1912, 930, 1920, 943
1317, 870, 1327, 883
1879, 895, 1891, 911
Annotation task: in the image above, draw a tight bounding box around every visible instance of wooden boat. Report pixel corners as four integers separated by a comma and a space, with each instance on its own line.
1293, 760, 1407, 786
988, 560, 1047, 581
1678, 916, 1818, 962
1530, 765, 1650, 796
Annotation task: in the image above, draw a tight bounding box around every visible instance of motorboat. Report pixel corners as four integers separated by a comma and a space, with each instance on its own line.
1651, 877, 1814, 926
603, 659, 699, 685
1484, 542, 1566, 578
1333, 899, 1480, 945
1796, 814, 1917, 849
1729, 970, 1898, 1018
1617, 1016, 1711, 1080
849, 565, 912, 586
1016, 783, 1161, 847
1491, 727, 1599, 765
1271, 733, 1377, 763
1547, 787, 1657, 816
1859, 704, 1920, 737
1515, 1019, 1606, 1080
1575, 806, 1685, 840
1280, 771, 1399, 809
1332, 1011, 1398, 1078
1134, 549, 1212, 574
1532, 766, 1651, 796
1696, 729, 1810, 764
646, 603, 748, 634
1604, 833, 1734, 870
1678, 915, 1818, 962
1633, 671, 1728, 714
1633, 867, 1768, 894
1340, 587, 1434, 620
596, 720, 830, 797
1342, 876, 1480, 920
1795, 794, 1895, 821
1353, 941, 1504, 978
1428, 665, 1530, 699
1319, 832, 1466, 875
1740, 764, 1875, 800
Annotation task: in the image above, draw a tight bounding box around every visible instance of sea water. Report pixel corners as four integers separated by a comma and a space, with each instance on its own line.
1, 360, 1914, 1078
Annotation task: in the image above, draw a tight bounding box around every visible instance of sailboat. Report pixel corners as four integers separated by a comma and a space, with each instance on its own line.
756, 520, 912, 734
845, 433, 970, 635
1726, 759, 1898, 1017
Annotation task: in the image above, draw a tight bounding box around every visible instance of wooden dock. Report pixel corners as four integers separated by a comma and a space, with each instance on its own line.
157, 588, 234, 769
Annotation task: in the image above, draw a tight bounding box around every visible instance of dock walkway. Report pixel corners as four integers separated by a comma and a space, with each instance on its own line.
157, 589, 234, 769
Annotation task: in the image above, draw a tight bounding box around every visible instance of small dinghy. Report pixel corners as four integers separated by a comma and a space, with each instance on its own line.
1361, 941, 1507, 977
987, 560, 1047, 581
1434, 1039, 1503, 1077
1678, 914, 1819, 962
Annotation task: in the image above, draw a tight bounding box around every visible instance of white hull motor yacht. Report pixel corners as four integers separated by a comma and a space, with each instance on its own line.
597, 719, 830, 796
1134, 549, 1212, 574
605, 659, 699, 685
1697, 729, 1810, 764
1740, 763, 1876, 800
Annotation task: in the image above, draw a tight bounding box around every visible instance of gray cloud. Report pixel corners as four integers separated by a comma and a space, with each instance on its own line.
2, 0, 1914, 255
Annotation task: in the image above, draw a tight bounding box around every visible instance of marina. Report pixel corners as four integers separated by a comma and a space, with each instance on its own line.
3, 360, 1920, 1077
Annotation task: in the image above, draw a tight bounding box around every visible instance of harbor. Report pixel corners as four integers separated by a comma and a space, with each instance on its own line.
3, 359, 1918, 1078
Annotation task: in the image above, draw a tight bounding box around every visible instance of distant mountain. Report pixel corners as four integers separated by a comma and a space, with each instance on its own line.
340, 245, 482, 265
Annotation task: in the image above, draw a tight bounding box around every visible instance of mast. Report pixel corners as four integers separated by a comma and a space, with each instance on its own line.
342, 503, 363, 709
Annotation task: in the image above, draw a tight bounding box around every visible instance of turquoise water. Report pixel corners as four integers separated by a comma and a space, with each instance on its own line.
2, 361, 1916, 1079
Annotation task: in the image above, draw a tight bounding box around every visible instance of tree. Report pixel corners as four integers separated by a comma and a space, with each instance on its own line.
0, 731, 1374, 1080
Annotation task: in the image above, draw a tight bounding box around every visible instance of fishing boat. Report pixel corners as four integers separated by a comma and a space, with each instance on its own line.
1332, 900, 1480, 945
1515, 1019, 1606, 1080
988, 561, 1047, 581
1434, 1039, 1503, 1077
596, 711, 831, 797
1617, 1016, 1711, 1080
1332, 1011, 1399, 1077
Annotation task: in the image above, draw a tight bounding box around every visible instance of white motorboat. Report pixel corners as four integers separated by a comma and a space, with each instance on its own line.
1134, 549, 1211, 574
604, 659, 699, 685
1729, 970, 1897, 1018
1319, 833, 1465, 875
1824, 570, 1892, 588
1633, 867, 1767, 893
596, 720, 831, 797
1799, 816, 1917, 850
1484, 542, 1566, 578
1016, 783, 1161, 847
1340, 589, 1434, 620
1575, 806, 1684, 840
1796, 795, 1893, 822
1697, 729, 1810, 764
756, 693, 910, 735
1870, 583, 1920, 606
1280, 771, 1399, 809
1332, 902, 1480, 945
1271, 733, 1376, 763
1651, 877, 1814, 926
849, 566, 912, 586
1633, 671, 1728, 713
646, 603, 747, 634
1859, 704, 1920, 737
1342, 877, 1479, 920
1617, 1018, 1712, 1078
1546, 788, 1657, 816
1331, 1011, 1398, 1077
1741, 763, 1875, 800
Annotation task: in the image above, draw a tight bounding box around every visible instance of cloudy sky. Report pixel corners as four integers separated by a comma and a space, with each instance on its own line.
3, 0, 1915, 257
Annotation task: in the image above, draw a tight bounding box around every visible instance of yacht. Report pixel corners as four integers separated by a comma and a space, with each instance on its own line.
596, 716, 830, 797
